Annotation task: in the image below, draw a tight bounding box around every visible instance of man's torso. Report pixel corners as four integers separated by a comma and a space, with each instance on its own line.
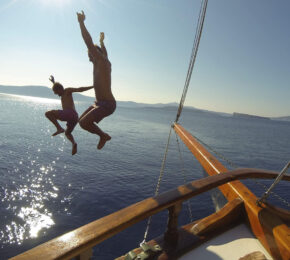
93, 57, 114, 101
61, 90, 76, 110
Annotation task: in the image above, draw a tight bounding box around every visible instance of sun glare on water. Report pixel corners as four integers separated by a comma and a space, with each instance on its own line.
1, 93, 60, 104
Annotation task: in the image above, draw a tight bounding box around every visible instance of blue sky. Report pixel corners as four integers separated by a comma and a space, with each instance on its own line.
0, 0, 289, 117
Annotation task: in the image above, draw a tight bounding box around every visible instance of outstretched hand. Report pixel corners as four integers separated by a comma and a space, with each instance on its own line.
77, 10, 85, 23
49, 75, 55, 84
100, 32, 105, 43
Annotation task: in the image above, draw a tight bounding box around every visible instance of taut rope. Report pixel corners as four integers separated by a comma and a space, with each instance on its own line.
175, 0, 208, 123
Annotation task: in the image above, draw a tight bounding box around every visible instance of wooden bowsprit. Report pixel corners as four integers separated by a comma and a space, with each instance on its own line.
173, 122, 290, 260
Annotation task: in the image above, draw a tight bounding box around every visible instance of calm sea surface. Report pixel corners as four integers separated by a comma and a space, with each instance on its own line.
0, 93, 289, 259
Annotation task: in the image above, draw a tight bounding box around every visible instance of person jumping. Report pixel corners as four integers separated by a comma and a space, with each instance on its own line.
45, 75, 93, 155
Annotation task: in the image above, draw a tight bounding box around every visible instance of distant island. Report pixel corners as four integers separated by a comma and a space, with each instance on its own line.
272, 116, 290, 122
233, 112, 270, 120
1, 85, 289, 122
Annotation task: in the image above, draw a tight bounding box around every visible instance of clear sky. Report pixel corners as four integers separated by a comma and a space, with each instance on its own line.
0, 0, 289, 117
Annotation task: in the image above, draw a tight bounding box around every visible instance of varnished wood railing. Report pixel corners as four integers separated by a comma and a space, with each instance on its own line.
11, 169, 290, 260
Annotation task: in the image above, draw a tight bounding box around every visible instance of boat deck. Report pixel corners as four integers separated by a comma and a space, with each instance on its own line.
180, 223, 272, 260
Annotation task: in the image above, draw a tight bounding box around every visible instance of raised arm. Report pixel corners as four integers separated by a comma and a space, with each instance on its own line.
100, 32, 108, 57
66, 86, 94, 93
77, 11, 100, 58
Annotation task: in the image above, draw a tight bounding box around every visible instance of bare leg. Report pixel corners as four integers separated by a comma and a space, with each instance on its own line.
97, 133, 111, 150
79, 108, 111, 149
45, 110, 64, 136
65, 130, 77, 155
80, 120, 106, 136
81, 122, 111, 150
79, 106, 94, 122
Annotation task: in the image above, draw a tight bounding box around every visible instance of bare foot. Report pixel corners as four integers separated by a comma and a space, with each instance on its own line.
97, 134, 111, 150
72, 143, 77, 155
52, 128, 65, 136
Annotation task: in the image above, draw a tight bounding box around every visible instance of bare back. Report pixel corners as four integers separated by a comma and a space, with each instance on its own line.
61, 89, 76, 110
93, 53, 115, 101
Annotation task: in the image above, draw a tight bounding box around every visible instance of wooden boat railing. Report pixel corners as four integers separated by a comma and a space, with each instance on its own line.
11, 168, 290, 260
11, 123, 290, 260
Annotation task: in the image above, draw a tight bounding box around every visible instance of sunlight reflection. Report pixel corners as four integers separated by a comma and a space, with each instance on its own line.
59, 231, 74, 242
18, 207, 54, 238
0, 162, 65, 245
0, 93, 60, 104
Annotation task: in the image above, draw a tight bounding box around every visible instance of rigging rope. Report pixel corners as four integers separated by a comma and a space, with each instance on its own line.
142, 0, 209, 244
175, 132, 194, 222
175, 0, 208, 123
142, 126, 173, 243
257, 161, 290, 205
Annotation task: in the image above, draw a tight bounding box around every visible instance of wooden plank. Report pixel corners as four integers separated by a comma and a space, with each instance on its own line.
10, 169, 289, 260
173, 123, 290, 260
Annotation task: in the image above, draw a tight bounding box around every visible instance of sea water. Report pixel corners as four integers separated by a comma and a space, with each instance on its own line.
0, 93, 289, 259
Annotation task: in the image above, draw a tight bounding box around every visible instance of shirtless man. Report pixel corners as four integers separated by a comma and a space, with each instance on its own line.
45, 76, 93, 155
77, 11, 116, 150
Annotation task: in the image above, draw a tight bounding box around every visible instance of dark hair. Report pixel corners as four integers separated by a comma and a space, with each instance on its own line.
52, 82, 64, 92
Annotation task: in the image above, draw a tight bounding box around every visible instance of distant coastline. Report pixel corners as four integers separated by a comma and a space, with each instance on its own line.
1, 85, 289, 122
233, 112, 270, 120
0, 85, 178, 109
